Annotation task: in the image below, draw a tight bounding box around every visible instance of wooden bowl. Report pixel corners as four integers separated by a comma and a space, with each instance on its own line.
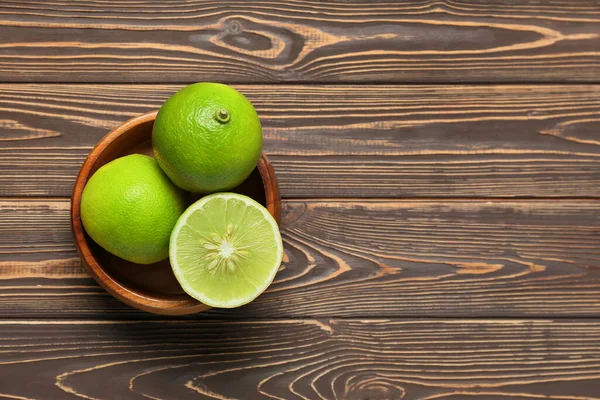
71, 111, 281, 315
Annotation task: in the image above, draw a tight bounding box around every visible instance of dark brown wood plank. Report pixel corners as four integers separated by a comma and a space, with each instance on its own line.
2, 84, 600, 198
1, 1, 599, 83
2, 198, 599, 318
0, 319, 599, 399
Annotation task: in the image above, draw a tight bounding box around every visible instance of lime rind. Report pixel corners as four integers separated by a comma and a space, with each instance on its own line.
169, 193, 283, 308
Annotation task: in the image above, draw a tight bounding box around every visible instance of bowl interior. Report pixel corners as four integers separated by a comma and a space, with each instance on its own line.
80, 116, 271, 311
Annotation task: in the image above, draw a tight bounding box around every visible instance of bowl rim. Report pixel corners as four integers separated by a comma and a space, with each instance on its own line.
71, 111, 280, 315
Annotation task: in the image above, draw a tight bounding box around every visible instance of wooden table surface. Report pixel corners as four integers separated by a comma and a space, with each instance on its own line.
1, 1, 600, 399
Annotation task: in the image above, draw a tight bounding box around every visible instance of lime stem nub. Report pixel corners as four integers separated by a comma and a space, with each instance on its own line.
215, 109, 230, 124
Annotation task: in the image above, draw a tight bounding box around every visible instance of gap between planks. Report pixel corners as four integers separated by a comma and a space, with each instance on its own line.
1, 317, 600, 323
1, 81, 600, 86
2, 197, 600, 202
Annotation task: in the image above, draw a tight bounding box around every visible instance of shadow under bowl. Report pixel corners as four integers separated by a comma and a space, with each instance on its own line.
71, 111, 281, 315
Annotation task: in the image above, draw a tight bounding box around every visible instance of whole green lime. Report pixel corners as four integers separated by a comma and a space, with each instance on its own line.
152, 83, 262, 193
80, 154, 187, 264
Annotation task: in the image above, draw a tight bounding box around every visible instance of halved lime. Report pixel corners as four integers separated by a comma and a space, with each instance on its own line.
169, 193, 283, 308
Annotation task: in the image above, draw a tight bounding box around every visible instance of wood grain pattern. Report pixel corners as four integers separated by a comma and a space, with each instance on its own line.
1, 1, 600, 83
1, 84, 600, 198
2, 198, 599, 318
0, 319, 599, 399
3, 1, 599, 397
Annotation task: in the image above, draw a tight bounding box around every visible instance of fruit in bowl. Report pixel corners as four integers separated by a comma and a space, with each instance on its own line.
153, 82, 263, 193
76, 83, 282, 312
80, 154, 186, 265
170, 192, 282, 308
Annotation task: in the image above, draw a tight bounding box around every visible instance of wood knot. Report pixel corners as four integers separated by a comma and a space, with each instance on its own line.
215, 17, 291, 60
345, 377, 405, 400
226, 20, 242, 35
282, 202, 307, 226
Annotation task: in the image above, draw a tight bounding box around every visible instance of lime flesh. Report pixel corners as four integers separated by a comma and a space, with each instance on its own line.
169, 193, 283, 308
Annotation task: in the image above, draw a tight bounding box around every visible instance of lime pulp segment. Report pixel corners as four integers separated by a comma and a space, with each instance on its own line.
169, 193, 283, 308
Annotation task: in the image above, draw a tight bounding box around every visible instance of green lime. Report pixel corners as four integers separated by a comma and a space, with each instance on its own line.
169, 193, 283, 308
80, 154, 187, 264
152, 83, 262, 193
